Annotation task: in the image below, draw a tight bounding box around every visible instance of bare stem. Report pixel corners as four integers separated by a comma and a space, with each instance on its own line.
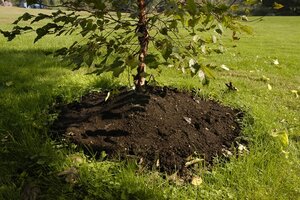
134, 0, 149, 89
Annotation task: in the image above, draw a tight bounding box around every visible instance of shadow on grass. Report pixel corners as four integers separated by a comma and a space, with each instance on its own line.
0, 48, 71, 82
0, 48, 118, 92
0, 48, 118, 132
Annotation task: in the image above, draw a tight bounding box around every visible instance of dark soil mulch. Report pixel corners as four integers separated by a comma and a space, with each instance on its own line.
51, 86, 244, 174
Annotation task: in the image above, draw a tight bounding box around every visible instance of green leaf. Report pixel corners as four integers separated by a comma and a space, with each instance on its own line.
13, 12, 34, 24
186, 0, 198, 16
169, 20, 178, 31
114, 24, 122, 30
52, 9, 66, 17
72, 55, 84, 70
111, 57, 125, 77
271, 130, 289, 147
145, 54, 160, 69
230, 4, 239, 11
31, 13, 51, 24
160, 27, 168, 35
34, 25, 53, 43
240, 24, 253, 35
117, 11, 122, 20
54, 47, 68, 56
215, 28, 223, 35
1, 26, 33, 41
160, 40, 173, 61
126, 55, 138, 67
201, 65, 215, 79
273, 2, 284, 10
188, 17, 200, 28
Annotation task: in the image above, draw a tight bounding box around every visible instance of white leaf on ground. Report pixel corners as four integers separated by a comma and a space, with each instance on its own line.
237, 143, 249, 155
181, 66, 186, 74
241, 15, 249, 21
193, 35, 199, 42
220, 64, 230, 71
201, 45, 206, 54
198, 70, 205, 81
185, 158, 203, 167
183, 116, 192, 124
261, 75, 270, 82
5, 81, 13, 87
189, 59, 196, 67
189, 59, 196, 73
191, 176, 203, 186
272, 59, 279, 65
212, 35, 217, 43
105, 92, 110, 102
267, 84, 272, 90
156, 159, 160, 167
291, 90, 299, 98
222, 148, 233, 157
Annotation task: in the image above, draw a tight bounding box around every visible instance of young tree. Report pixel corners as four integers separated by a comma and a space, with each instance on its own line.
1, 0, 253, 90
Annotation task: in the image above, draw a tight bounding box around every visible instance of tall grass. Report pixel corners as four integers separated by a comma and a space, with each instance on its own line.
0, 7, 299, 199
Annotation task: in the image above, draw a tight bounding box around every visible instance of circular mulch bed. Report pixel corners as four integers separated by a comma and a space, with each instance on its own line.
51, 86, 244, 174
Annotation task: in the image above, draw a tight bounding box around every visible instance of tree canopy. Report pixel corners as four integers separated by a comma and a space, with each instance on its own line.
1, 0, 254, 89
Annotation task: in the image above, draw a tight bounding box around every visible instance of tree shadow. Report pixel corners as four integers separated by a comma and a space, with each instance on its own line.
0, 48, 72, 89
0, 48, 117, 132
0, 48, 117, 95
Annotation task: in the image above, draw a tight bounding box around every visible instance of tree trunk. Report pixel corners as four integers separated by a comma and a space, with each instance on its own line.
134, 0, 149, 89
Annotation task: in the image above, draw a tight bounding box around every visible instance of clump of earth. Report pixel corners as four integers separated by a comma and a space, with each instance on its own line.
51, 86, 244, 174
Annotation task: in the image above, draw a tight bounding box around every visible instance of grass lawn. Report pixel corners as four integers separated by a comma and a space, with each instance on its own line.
0, 7, 299, 199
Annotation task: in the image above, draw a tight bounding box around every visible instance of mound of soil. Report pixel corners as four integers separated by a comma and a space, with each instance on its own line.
51, 87, 243, 173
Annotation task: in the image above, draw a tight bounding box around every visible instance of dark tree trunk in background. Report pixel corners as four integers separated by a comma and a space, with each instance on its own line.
134, 0, 149, 89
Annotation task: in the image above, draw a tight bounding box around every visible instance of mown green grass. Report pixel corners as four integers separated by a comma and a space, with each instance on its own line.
0, 7, 299, 199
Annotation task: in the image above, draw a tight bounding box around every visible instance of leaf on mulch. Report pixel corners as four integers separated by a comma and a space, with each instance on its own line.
185, 158, 203, 167
183, 116, 192, 124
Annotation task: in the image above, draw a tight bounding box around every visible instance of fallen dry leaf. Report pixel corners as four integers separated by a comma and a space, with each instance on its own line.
291, 90, 299, 98
5, 81, 13, 87
272, 59, 279, 65
191, 176, 203, 186
220, 64, 230, 71
183, 116, 192, 124
267, 84, 272, 90
185, 158, 203, 167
